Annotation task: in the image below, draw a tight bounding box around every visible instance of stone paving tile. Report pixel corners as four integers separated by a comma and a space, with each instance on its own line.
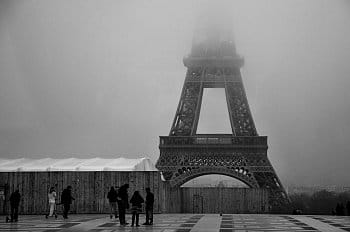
0, 214, 349, 231
309, 215, 350, 231
0, 214, 105, 232
219, 215, 321, 232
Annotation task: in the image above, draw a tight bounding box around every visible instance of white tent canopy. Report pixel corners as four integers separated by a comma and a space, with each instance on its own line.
0, 157, 158, 172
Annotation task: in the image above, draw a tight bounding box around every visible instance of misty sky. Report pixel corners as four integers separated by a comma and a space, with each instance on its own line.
1, 0, 350, 186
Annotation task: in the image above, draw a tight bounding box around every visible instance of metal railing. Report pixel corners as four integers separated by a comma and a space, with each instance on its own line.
160, 135, 267, 147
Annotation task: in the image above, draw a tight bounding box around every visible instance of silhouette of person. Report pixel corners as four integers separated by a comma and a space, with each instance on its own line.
61, 186, 75, 219
346, 201, 350, 216
143, 187, 154, 225
130, 191, 144, 227
107, 186, 118, 219
117, 184, 129, 225
46, 187, 57, 219
9, 189, 21, 222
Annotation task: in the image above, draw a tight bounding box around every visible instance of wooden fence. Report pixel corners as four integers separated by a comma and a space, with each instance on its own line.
164, 186, 269, 213
0, 171, 163, 214
0, 172, 270, 214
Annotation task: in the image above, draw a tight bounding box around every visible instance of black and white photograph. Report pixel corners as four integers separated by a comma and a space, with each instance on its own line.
0, 0, 350, 231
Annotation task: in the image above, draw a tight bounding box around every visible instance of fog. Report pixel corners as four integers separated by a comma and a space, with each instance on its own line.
1, 0, 350, 186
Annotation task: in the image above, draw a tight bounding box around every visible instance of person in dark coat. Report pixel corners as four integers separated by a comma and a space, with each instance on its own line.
143, 187, 154, 225
107, 186, 118, 219
346, 201, 350, 216
61, 186, 75, 219
9, 189, 21, 222
129, 191, 144, 227
117, 184, 129, 225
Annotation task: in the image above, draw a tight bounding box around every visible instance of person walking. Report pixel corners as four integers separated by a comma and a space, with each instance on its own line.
46, 187, 57, 219
117, 184, 129, 225
143, 187, 154, 225
107, 186, 118, 219
9, 189, 21, 222
130, 191, 144, 227
61, 186, 75, 219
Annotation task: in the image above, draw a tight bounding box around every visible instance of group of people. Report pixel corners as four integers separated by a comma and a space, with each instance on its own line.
7, 184, 154, 227
107, 184, 154, 227
44, 185, 75, 219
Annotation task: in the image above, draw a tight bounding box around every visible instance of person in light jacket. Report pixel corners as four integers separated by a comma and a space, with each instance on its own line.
46, 187, 57, 219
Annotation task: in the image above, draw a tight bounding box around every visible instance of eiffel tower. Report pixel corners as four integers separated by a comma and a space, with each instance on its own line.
156, 25, 290, 212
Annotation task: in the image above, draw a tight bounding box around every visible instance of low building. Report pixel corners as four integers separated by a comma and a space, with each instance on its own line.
0, 157, 163, 214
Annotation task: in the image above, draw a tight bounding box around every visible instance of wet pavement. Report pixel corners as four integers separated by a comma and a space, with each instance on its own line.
1, 213, 350, 231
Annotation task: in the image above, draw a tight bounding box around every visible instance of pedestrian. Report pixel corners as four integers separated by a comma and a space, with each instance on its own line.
347, 201, 350, 216
61, 186, 75, 219
117, 184, 129, 225
107, 186, 118, 219
9, 189, 21, 222
143, 187, 154, 225
46, 187, 57, 219
130, 191, 144, 227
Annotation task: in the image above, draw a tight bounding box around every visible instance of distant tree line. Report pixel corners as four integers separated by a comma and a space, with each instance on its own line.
290, 190, 350, 215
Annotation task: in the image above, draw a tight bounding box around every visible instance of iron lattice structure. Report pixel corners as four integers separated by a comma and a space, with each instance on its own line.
156, 28, 290, 212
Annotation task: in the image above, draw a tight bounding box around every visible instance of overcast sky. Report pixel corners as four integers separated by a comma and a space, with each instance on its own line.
1, 0, 350, 186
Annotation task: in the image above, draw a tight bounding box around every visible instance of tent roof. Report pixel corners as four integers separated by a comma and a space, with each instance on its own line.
0, 157, 158, 172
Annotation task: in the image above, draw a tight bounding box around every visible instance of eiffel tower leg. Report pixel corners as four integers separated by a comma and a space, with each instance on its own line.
169, 78, 203, 136
252, 165, 290, 213
225, 80, 257, 136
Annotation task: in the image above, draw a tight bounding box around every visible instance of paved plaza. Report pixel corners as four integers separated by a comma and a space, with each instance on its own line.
1, 214, 350, 232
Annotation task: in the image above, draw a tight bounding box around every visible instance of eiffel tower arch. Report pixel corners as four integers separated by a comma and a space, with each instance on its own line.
156, 26, 290, 213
